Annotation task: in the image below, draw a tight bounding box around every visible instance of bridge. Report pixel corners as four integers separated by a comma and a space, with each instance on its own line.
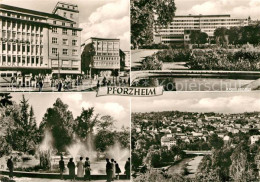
183, 150, 212, 155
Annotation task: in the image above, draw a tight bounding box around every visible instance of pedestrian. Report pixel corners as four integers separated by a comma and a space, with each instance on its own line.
77, 157, 84, 179
97, 80, 100, 89
102, 76, 107, 86
7, 156, 14, 179
84, 157, 91, 181
38, 79, 43, 92
111, 159, 115, 180
67, 158, 75, 181
106, 158, 112, 182
124, 158, 130, 179
115, 161, 121, 180
59, 156, 65, 180
58, 80, 62, 92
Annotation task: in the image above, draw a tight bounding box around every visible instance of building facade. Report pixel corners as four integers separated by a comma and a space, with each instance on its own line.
123, 51, 130, 71
154, 14, 248, 44
0, 2, 82, 78
82, 37, 120, 77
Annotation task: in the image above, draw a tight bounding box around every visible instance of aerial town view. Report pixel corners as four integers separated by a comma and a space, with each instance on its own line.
0, 0, 130, 92
131, 0, 260, 91
131, 92, 260, 181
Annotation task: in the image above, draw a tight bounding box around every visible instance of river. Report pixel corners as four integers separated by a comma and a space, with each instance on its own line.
167, 156, 204, 178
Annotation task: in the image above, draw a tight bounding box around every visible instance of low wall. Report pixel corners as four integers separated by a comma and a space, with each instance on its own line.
0, 170, 128, 180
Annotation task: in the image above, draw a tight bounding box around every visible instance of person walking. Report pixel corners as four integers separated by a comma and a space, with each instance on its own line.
84, 157, 91, 181
7, 156, 14, 179
115, 161, 121, 180
124, 158, 130, 179
106, 158, 112, 182
58, 80, 62, 92
77, 157, 84, 179
59, 156, 65, 180
38, 79, 43, 92
67, 158, 75, 181
111, 159, 115, 181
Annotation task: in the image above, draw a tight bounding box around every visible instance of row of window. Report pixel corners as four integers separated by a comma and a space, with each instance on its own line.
0, 55, 43, 65
1, 12, 43, 22
94, 56, 120, 61
172, 18, 245, 22
53, 20, 74, 28
96, 52, 119, 56
51, 27, 77, 36
52, 37, 77, 46
1, 43, 42, 54
2, 20, 43, 32
51, 48, 78, 56
93, 61, 120, 66
52, 59, 79, 66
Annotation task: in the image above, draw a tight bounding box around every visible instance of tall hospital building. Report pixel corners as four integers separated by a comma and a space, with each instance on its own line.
154, 14, 248, 44
0, 2, 82, 77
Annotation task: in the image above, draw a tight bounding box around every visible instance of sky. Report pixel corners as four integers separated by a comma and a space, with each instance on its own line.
132, 92, 260, 114
0, 0, 130, 50
10, 92, 131, 129
175, 0, 260, 19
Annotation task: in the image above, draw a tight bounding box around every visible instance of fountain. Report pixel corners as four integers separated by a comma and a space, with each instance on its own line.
14, 131, 129, 175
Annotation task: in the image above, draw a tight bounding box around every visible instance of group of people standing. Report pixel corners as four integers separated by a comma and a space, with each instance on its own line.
6, 156, 131, 181
59, 156, 91, 181
106, 157, 130, 182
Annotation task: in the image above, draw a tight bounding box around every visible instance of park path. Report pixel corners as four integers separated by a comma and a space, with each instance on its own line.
1, 176, 129, 182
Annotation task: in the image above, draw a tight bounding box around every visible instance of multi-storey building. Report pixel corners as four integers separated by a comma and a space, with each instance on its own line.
0, 2, 82, 78
123, 51, 130, 71
82, 37, 120, 77
154, 14, 248, 44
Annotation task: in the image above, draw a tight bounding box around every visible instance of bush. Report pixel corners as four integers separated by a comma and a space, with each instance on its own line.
187, 48, 260, 71
0, 177, 15, 182
141, 56, 163, 70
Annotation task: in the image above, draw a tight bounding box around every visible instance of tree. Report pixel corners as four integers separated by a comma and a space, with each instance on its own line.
189, 30, 208, 47
4, 95, 40, 154
0, 93, 12, 107
227, 26, 241, 45
97, 115, 115, 131
74, 107, 99, 139
40, 98, 75, 152
131, 0, 176, 48
117, 127, 130, 149
214, 27, 228, 46
81, 42, 96, 75
208, 133, 224, 149
229, 144, 256, 181
94, 130, 116, 152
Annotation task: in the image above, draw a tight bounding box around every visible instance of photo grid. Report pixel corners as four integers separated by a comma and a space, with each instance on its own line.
0, 0, 260, 182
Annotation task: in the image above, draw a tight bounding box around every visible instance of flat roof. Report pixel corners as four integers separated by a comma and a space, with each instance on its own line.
91, 37, 120, 41
0, 4, 73, 22
174, 14, 231, 18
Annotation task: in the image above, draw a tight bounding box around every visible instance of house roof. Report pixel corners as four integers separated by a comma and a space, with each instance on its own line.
0, 4, 73, 22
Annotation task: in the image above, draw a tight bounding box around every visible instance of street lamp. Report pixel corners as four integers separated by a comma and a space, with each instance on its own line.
56, 52, 60, 79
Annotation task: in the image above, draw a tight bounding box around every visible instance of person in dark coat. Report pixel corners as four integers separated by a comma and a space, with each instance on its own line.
84, 157, 91, 181
59, 156, 65, 180
67, 158, 75, 181
124, 158, 130, 179
106, 158, 112, 182
7, 156, 14, 179
97, 80, 100, 90
38, 79, 43, 92
115, 161, 121, 180
58, 80, 62, 92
